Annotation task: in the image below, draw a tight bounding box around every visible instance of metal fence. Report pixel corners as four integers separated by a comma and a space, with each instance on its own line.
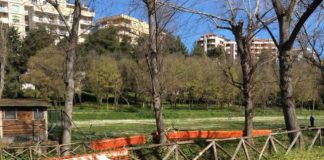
0, 127, 323, 160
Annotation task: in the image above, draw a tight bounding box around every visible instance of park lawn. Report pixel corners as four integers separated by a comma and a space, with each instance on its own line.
70, 103, 320, 121
71, 116, 324, 141
48, 103, 324, 141
269, 147, 324, 159
47, 104, 324, 159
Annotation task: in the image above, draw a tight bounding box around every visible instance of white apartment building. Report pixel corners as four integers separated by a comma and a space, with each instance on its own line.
197, 33, 278, 60
250, 39, 278, 55
96, 14, 149, 44
197, 33, 238, 60
0, 0, 95, 43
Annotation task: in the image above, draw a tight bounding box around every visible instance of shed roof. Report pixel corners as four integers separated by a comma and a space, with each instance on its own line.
0, 99, 50, 107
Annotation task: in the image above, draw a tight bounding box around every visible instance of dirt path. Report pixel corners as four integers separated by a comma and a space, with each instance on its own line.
74, 116, 311, 127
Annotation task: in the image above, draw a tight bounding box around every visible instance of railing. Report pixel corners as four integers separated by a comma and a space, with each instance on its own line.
125, 127, 324, 160
0, 127, 322, 160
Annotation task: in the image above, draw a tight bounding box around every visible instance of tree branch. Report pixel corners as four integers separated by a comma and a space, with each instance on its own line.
256, 15, 279, 48
46, 0, 72, 35
286, 0, 323, 49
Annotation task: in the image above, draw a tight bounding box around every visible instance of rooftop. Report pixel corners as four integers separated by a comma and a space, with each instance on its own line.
96, 14, 148, 25
0, 99, 50, 107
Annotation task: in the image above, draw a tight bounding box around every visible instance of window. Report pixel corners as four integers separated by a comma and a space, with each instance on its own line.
33, 109, 44, 120
11, 4, 20, 13
4, 110, 16, 120
12, 16, 19, 24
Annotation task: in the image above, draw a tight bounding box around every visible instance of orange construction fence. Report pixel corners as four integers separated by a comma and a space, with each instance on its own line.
154, 130, 272, 141
91, 135, 146, 151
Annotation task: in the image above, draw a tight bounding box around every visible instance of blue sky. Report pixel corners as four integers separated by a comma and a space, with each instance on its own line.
90, 0, 322, 52
91, 0, 236, 51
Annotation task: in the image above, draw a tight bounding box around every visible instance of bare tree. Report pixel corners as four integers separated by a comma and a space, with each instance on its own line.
46, 0, 82, 155
259, 0, 323, 142
299, 9, 324, 81
142, 0, 167, 143
160, 0, 274, 139
0, 23, 7, 99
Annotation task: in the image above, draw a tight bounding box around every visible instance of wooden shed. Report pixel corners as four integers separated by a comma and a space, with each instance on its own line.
0, 99, 50, 143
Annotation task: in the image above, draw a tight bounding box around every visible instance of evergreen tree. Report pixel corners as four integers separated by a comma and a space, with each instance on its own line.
21, 27, 55, 62
191, 42, 205, 57
207, 45, 226, 59
83, 27, 121, 55
4, 27, 22, 97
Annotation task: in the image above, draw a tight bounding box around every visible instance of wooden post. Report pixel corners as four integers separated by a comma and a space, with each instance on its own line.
215, 143, 233, 159
309, 129, 321, 149
286, 132, 301, 155
0, 148, 3, 160
259, 135, 270, 160
29, 147, 33, 160
272, 137, 288, 150
269, 136, 277, 153
193, 141, 214, 160
319, 129, 322, 146
162, 145, 177, 160
242, 139, 250, 160
231, 139, 243, 160
0, 110, 2, 139
174, 144, 179, 160
212, 142, 218, 160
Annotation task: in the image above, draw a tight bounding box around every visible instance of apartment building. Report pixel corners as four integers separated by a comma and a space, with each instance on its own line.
197, 33, 238, 60
0, 0, 95, 43
96, 14, 149, 44
250, 39, 278, 55
197, 33, 277, 60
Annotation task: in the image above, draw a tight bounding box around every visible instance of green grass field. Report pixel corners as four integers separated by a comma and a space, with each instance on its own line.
48, 103, 324, 140
47, 103, 324, 159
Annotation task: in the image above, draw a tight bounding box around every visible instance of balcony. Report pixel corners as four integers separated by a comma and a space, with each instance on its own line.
80, 19, 93, 26
0, 17, 8, 24
0, 7, 7, 13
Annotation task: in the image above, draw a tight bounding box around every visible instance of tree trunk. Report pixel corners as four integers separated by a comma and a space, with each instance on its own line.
0, 53, 6, 99
234, 31, 253, 139
0, 25, 7, 99
61, 0, 81, 156
279, 49, 300, 141
146, 0, 167, 144
239, 44, 253, 139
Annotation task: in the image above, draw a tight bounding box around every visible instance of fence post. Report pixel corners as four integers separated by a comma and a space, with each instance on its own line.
286, 131, 302, 155
0, 148, 3, 160
175, 144, 179, 160
231, 139, 243, 160
309, 129, 321, 149
242, 139, 250, 160
56, 145, 61, 156
269, 136, 277, 153
259, 135, 270, 160
212, 142, 218, 160
29, 147, 33, 160
320, 128, 322, 146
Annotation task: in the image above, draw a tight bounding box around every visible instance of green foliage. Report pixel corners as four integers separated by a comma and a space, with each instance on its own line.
4, 27, 22, 98
82, 27, 126, 55
87, 56, 123, 103
252, 50, 279, 107
21, 27, 54, 59
207, 45, 226, 59
163, 33, 188, 55
191, 43, 205, 57
21, 46, 65, 100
